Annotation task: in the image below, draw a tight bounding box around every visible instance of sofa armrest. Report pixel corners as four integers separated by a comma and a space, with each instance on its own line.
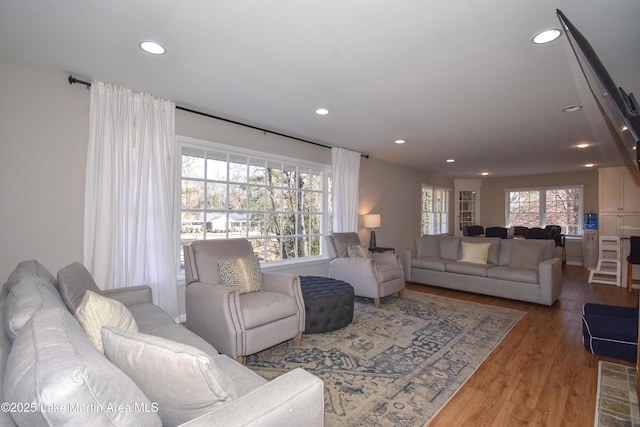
538, 257, 563, 306
403, 250, 416, 282
102, 285, 152, 307
179, 368, 324, 427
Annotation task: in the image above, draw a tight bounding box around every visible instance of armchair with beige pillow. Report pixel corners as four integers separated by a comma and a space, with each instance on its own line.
183, 238, 306, 363
327, 232, 405, 307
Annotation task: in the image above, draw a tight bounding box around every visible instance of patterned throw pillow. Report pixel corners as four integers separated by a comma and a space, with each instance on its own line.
217, 254, 264, 294
348, 244, 371, 258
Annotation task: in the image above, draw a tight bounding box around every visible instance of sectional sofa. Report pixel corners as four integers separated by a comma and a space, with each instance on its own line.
404, 235, 562, 306
0, 260, 324, 427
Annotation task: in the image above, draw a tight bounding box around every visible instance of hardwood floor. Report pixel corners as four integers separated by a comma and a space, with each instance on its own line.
407, 265, 638, 427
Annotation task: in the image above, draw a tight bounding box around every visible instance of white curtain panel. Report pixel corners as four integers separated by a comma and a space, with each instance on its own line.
331, 147, 361, 232
84, 81, 179, 319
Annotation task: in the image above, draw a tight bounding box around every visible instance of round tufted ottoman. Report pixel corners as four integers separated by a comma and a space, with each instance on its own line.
300, 276, 354, 334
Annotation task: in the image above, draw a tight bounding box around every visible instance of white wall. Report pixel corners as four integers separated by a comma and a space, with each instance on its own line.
1, 60, 441, 317
0, 61, 89, 282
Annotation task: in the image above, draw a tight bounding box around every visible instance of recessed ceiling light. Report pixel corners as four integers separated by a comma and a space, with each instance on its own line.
315, 108, 330, 115
139, 41, 166, 55
446, 159, 455, 163
562, 105, 583, 113
584, 163, 595, 168
576, 143, 590, 148
532, 29, 562, 44
395, 139, 406, 144
622, 126, 629, 131
481, 172, 489, 176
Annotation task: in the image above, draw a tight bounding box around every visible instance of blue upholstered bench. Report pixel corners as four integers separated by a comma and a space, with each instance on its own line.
300, 276, 354, 334
582, 303, 638, 363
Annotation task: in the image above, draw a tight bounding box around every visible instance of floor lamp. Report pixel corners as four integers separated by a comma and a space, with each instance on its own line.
364, 214, 381, 249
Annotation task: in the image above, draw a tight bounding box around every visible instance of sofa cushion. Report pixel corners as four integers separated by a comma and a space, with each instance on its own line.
439, 236, 460, 261
102, 327, 236, 426
446, 261, 490, 277
488, 266, 539, 284
75, 290, 138, 352
126, 303, 220, 357
4, 308, 160, 427
458, 242, 491, 264
415, 235, 440, 258
5, 260, 57, 292
510, 241, 545, 269
57, 262, 103, 312
411, 257, 447, 272
217, 254, 264, 294
4, 278, 66, 343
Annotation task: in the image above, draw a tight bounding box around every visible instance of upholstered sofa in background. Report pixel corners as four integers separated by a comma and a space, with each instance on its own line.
0, 260, 323, 427
404, 235, 562, 306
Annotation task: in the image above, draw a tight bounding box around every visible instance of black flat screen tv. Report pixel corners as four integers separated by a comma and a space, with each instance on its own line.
557, 9, 640, 170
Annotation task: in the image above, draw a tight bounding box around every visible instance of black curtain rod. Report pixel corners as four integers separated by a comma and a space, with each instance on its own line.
68, 75, 368, 158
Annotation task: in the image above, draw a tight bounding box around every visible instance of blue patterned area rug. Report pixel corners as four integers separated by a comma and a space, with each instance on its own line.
245, 289, 524, 426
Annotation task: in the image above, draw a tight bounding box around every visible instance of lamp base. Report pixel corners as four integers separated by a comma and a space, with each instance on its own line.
369, 229, 377, 250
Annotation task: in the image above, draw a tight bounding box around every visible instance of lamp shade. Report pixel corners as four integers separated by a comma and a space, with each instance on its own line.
364, 214, 381, 229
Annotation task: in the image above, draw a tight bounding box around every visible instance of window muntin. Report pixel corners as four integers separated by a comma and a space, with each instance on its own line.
506, 186, 582, 235
421, 185, 450, 235
179, 140, 329, 269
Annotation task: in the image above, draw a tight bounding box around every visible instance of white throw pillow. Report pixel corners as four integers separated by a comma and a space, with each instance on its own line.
75, 290, 138, 352
102, 327, 235, 426
458, 242, 491, 264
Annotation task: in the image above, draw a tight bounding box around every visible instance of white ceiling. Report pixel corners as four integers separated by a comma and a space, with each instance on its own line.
1, 0, 639, 178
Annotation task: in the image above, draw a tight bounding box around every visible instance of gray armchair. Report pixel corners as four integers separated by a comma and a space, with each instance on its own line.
327, 232, 405, 307
183, 238, 305, 363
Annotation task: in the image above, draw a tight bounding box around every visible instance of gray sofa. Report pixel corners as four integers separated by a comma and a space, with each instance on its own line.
404, 236, 562, 306
0, 260, 324, 427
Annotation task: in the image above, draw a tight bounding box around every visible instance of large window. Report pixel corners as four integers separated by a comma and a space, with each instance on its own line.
506, 186, 583, 235
179, 138, 329, 266
421, 185, 450, 235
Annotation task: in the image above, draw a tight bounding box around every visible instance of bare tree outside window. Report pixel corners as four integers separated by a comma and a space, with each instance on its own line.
506, 187, 583, 235
179, 144, 328, 272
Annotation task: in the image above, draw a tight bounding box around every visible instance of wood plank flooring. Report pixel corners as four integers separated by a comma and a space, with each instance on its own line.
407, 265, 638, 427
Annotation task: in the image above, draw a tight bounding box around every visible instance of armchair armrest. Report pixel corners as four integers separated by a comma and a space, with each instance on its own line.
371, 252, 400, 266
262, 272, 299, 295
102, 285, 152, 307
179, 368, 324, 427
185, 281, 243, 358
262, 273, 305, 331
329, 257, 380, 298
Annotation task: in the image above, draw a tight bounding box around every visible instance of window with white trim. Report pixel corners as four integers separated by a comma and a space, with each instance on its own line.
506, 186, 583, 235
421, 185, 450, 235
179, 138, 330, 269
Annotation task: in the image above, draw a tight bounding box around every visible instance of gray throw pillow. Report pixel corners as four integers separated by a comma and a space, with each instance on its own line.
102, 327, 236, 426
57, 262, 103, 312
4, 308, 160, 427
510, 241, 545, 269
4, 278, 66, 342
439, 236, 461, 261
